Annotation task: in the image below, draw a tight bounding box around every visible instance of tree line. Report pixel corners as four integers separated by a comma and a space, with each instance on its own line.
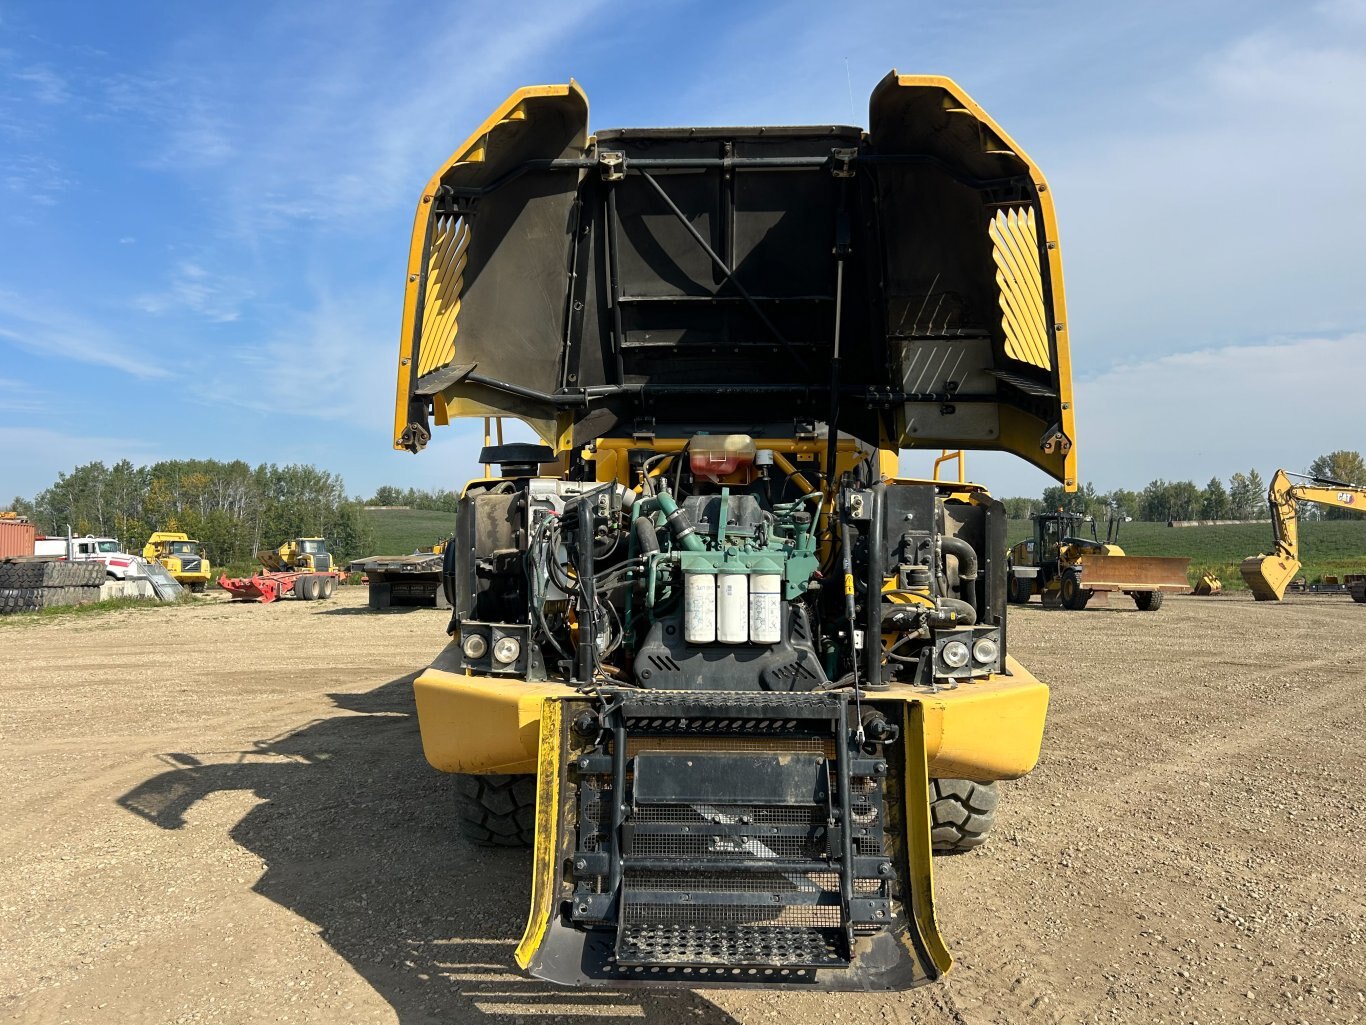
9, 460, 374, 567
366, 484, 460, 513
1004, 450, 1366, 523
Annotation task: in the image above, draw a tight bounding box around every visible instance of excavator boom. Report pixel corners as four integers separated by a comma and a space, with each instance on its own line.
1240, 469, 1366, 600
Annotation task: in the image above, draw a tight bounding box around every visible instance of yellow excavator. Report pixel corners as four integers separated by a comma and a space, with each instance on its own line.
142, 531, 212, 592
1240, 469, 1366, 601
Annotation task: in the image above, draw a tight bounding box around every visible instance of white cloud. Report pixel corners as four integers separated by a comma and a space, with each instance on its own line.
0, 291, 173, 379
1074, 333, 1366, 488
135, 260, 254, 323
0, 376, 46, 415
0, 426, 164, 498
198, 281, 396, 429
113, 0, 610, 238
1051, 7, 1366, 363
0, 152, 73, 209
13, 65, 68, 105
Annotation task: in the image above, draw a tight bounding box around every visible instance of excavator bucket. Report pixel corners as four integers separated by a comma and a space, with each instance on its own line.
1192, 573, 1223, 596
1073, 555, 1190, 592
1239, 554, 1301, 602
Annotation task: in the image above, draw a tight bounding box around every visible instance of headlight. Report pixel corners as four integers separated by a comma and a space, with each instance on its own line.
492, 636, 521, 665
972, 637, 999, 665
941, 640, 970, 668
462, 634, 488, 660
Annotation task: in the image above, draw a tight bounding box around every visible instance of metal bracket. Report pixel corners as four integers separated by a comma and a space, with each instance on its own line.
831, 147, 858, 178
599, 151, 626, 182
1040, 424, 1072, 455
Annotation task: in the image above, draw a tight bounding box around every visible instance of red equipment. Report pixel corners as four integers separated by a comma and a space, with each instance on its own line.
217, 570, 343, 603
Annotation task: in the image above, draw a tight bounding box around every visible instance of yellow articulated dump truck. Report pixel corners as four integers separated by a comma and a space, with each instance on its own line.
392, 74, 1076, 990
142, 531, 212, 592
1241, 469, 1366, 602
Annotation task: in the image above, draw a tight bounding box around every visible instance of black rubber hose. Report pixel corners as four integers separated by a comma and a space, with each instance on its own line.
940, 534, 979, 611
633, 516, 661, 555
937, 596, 977, 625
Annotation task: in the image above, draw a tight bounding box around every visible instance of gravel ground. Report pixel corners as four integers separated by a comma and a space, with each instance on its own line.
1, 588, 1363, 1024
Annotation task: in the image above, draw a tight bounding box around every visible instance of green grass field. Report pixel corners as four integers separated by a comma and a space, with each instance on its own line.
1007, 518, 1366, 589
363, 508, 457, 556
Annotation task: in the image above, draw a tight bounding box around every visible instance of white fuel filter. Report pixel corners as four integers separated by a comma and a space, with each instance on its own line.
749, 572, 781, 644
716, 572, 749, 644
683, 570, 717, 644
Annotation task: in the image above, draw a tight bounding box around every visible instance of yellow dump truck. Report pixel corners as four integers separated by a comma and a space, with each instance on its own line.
392, 74, 1077, 990
142, 531, 212, 592
1007, 511, 1191, 610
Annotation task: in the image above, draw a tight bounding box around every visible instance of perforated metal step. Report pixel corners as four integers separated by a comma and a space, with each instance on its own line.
617, 924, 845, 968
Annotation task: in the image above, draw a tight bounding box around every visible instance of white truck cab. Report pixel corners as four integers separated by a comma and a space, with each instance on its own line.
34, 535, 141, 579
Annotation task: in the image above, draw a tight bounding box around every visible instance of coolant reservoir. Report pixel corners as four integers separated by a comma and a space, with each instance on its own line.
689, 434, 756, 479
684, 569, 717, 644
717, 571, 749, 644
749, 573, 781, 644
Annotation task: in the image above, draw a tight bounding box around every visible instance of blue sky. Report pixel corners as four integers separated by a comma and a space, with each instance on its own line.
3, 0, 1365, 501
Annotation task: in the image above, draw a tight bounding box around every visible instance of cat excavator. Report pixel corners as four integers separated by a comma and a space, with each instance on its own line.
1240, 469, 1366, 601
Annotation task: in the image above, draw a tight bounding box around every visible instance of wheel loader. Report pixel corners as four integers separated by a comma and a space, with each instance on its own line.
393, 74, 1076, 990
142, 531, 212, 592
1241, 469, 1366, 601
1007, 511, 1190, 610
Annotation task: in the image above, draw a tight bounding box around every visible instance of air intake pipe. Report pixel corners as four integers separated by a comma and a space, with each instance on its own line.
939, 534, 979, 614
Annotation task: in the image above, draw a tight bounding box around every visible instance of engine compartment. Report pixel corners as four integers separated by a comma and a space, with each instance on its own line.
445, 434, 1007, 692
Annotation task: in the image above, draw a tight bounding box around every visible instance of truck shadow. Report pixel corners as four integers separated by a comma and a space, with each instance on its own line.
117, 673, 736, 1024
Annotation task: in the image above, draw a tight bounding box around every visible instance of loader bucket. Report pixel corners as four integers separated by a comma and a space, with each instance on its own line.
1073, 555, 1191, 592
1239, 554, 1301, 602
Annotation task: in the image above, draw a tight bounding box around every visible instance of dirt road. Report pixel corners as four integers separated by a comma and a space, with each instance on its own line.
1, 589, 1363, 1024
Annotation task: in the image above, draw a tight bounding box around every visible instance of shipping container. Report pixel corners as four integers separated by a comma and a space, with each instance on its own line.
0, 518, 37, 559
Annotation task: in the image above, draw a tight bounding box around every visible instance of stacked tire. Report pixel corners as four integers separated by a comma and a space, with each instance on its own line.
0, 559, 104, 614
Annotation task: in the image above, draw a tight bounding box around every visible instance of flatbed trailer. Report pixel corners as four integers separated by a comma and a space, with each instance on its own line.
347, 553, 448, 610
217, 569, 344, 603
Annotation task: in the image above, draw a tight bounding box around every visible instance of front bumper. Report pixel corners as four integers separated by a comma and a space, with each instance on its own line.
412, 644, 1048, 783
412, 650, 1048, 989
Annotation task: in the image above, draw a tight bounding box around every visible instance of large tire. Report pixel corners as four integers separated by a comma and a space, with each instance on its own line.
1007, 573, 1033, 604
321, 576, 336, 599
456, 773, 536, 847
1060, 571, 1091, 610
1133, 590, 1164, 611
297, 575, 318, 601
930, 778, 999, 853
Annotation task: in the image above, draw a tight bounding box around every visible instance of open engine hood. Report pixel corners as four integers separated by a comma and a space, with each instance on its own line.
393, 73, 1076, 486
